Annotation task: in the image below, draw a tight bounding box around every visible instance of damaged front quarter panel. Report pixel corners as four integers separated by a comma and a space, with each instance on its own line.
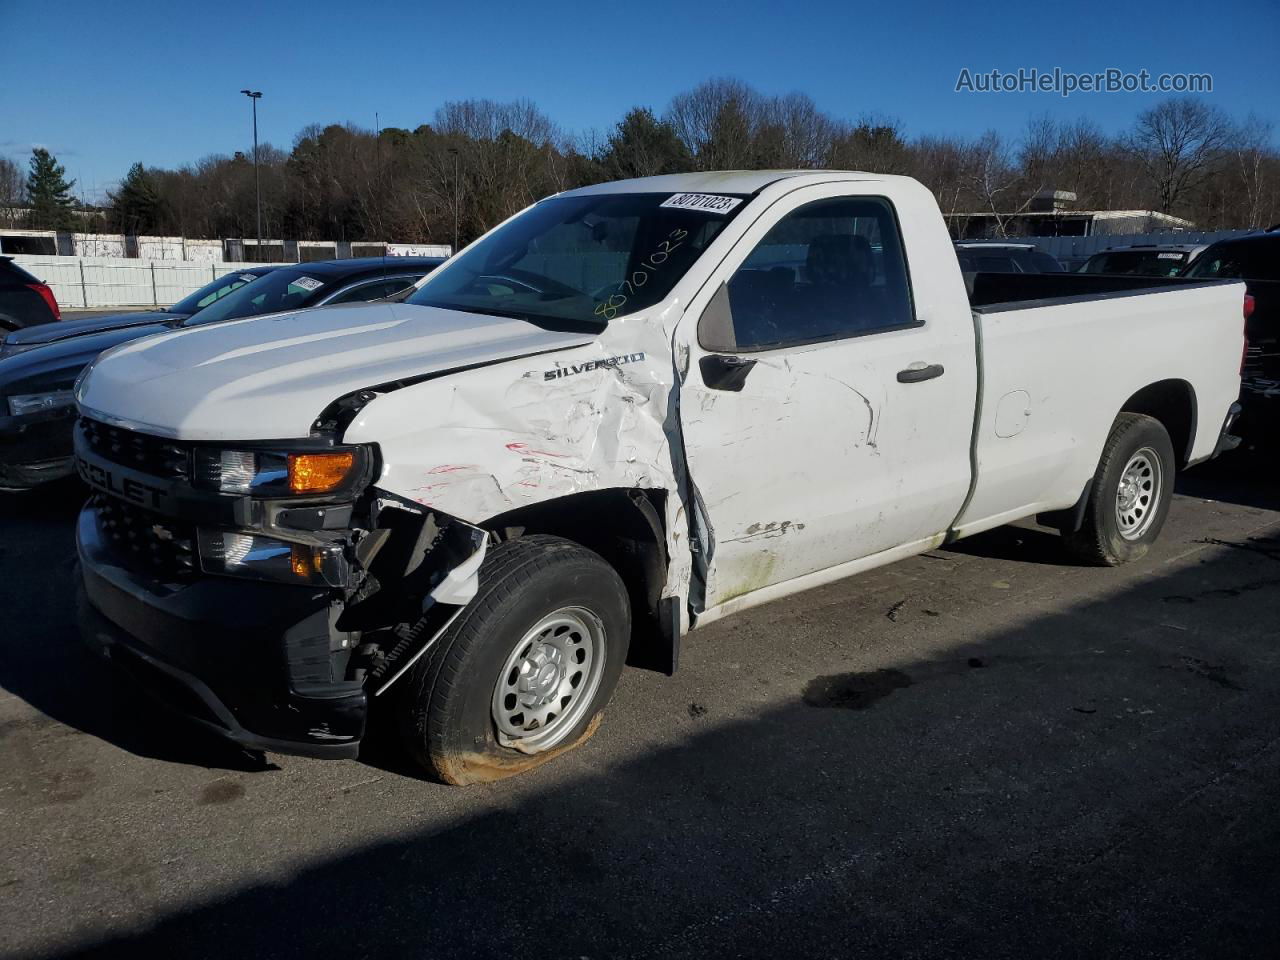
338, 495, 489, 696
340, 310, 696, 617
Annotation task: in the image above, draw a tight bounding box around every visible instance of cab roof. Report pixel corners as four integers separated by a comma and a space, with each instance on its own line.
559, 169, 885, 198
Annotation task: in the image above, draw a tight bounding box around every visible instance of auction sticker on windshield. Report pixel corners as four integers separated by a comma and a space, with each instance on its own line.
659, 193, 743, 214
290, 276, 323, 292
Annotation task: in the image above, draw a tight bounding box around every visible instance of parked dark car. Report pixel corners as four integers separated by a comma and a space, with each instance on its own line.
1081, 243, 1207, 278
0, 266, 273, 359
0, 257, 61, 331
0, 257, 444, 490
954, 242, 1064, 274
1182, 231, 1280, 443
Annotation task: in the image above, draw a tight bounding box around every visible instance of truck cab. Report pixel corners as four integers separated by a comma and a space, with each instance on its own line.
73, 171, 1245, 783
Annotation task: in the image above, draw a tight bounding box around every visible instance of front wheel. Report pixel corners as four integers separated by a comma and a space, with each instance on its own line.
397, 535, 630, 785
1064, 412, 1175, 566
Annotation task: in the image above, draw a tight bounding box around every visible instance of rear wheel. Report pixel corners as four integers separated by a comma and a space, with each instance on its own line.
1065, 413, 1175, 566
397, 535, 630, 785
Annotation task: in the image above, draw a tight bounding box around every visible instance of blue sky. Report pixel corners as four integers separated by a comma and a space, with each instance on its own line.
2, 0, 1276, 202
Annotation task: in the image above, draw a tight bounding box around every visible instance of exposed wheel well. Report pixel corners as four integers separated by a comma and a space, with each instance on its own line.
481, 488, 674, 673
1120, 379, 1197, 468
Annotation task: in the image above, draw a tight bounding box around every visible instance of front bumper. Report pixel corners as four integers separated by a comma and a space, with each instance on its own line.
76, 504, 366, 759
0, 408, 76, 489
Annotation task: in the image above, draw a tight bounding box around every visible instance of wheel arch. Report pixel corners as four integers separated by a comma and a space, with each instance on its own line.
480, 487, 678, 674
1040, 380, 1196, 536
1119, 378, 1197, 468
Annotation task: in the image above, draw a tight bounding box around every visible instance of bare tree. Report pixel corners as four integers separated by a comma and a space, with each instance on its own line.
666, 78, 759, 169
912, 135, 973, 221
754, 93, 836, 168
828, 114, 910, 174
0, 155, 24, 226
966, 131, 1041, 237
1125, 97, 1230, 214
1232, 113, 1276, 228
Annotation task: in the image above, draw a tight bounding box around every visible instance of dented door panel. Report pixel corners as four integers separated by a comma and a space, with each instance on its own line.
674, 180, 977, 612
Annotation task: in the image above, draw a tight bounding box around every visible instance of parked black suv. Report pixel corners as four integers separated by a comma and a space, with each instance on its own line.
954, 242, 1064, 274
0, 257, 61, 331
1182, 231, 1280, 443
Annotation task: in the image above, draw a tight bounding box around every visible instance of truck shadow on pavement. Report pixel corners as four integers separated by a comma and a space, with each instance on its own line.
0, 449, 1274, 779
16, 498, 1280, 959
0, 482, 273, 772
946, 447, 1280, 567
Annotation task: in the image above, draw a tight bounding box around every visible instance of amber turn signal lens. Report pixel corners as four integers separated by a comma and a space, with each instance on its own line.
290, 545, 319, 578
287, 451, 356, 494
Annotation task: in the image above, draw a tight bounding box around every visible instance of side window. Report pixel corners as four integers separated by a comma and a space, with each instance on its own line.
326, 277, 415, 305
703, 196, 915, 352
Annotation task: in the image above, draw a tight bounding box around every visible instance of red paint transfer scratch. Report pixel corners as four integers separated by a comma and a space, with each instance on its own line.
505, 442, 568, 458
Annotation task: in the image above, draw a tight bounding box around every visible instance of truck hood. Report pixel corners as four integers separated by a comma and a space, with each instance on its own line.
3, 310, 185, 351
75, 301, 599, 441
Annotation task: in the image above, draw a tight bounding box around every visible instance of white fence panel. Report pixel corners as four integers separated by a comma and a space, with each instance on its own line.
12, 256, 275, 309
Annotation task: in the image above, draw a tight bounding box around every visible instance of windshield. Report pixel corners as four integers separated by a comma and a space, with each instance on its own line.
169, 271, 264, 315
1183, 237, 1280, 281
182, 267, 332, 327
1084, 250, 1188, 277
406, 192, 748, 327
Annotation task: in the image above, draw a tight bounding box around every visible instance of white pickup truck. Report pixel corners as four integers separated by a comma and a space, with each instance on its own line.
73, 171, 1246, 784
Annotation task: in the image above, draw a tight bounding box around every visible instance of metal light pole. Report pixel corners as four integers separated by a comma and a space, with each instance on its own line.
448, 147, 460, 255
240, 89, 263, 256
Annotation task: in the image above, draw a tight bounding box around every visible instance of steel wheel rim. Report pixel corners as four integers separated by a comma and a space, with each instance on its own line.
491, 606, 606, 752
1115, 446, 1162, 540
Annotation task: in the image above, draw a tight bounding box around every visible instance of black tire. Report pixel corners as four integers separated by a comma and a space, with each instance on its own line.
397, 534, 630, 785
1064, 413, 1175, 566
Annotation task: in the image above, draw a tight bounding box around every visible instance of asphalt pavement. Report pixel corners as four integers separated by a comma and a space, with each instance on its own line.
1, 452, 1278, 959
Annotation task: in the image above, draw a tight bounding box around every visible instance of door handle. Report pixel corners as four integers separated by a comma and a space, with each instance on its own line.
700, 354, 757, 392
896, 363, 944, 384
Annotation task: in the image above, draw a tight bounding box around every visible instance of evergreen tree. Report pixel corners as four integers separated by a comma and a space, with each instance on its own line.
26, 148, 77, 230
109, 162, 163, 235
600, 108, 692, 180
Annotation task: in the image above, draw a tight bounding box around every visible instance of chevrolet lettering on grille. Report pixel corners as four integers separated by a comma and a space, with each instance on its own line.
76, 456, 167, 509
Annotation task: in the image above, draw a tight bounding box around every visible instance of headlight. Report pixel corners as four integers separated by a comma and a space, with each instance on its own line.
193, 447, 366, 496
197, 529, 348, 586
7, 389, 76, 417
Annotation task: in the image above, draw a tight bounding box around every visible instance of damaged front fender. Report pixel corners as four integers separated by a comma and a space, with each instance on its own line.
342, 497, 489, 696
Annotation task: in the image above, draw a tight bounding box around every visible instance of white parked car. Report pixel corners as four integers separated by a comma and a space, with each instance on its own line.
73, 171, 1247, 783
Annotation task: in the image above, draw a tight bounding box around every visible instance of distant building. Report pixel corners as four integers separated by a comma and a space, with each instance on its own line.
947, 189, 1194, 239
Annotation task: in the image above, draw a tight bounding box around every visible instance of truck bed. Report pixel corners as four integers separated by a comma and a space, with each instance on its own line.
964, 271, 1212, 310
953, 274, 1246, 539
